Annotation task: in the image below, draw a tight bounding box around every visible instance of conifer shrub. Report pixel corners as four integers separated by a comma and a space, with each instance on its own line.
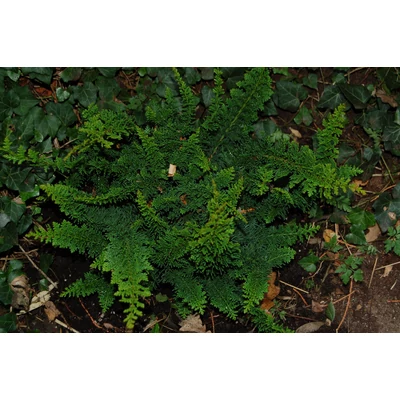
22, 67, 361, 331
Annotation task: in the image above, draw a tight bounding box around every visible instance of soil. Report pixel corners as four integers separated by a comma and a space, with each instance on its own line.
2, 66, 400, 333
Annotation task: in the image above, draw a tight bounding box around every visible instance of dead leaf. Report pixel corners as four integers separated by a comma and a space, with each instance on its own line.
382, 265, 393, 278
168, 164, 177, 177
308, 237, 322, 245
260, 272, 280, 311
323, 229, 336, 243
311, 300, 327, 313
289, 127, 302, 138
179, 314, 206, 333
10, 275, 30, 310
365, 224, 381, 243
388, 211, 397, 221
44, 301, 60, 322
296, 321, 325, 333
375, 89, 398, 108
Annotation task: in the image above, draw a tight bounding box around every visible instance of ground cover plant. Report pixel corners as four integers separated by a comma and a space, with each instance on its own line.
2, 67, 400, 333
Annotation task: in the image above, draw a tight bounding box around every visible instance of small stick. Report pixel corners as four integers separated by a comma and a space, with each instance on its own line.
54, 318, 80, 333
336, 279, 354, 333
285, 313, 319, 322
18, 244, 58, 287
388, 299, 400, 303
279, 280, 309, 294
210, 311, 215, 333
368, 256, 379, 289
292, 287, 309, 307
78, 298, 104, 330
376, 260, 400, 271
332, 290, 356, 304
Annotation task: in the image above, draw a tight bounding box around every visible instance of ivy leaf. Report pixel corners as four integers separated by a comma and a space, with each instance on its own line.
96, 76, 121, 101
0, 272, 13, 305
299, 253, 319, 273
75, 82, 98, 107
345, 225, 367, 245
0, 90, 20, 121
21, 67, 53, 84
46, 102, 78, 126
294, 106, 313, 126
264, 99, 278, 116
97, 67, 120, 78
201, 85, 214, 107
347, 208, 375, 230
0, 165, 31, 191
56, 87, 71, 102
12, 85, 39, 116
338, 83, 371, 109
318, 85, 347, 109
0, 196, 26, 223
377, 68, 400, 91
0, 213, 11, 228
273, 81, 308, 112
60, 67, 83, 82
0, 313, 17, 332
183, 67, 201, 85
17, 213, 32, 234
37, 114, 62, 139
200, 67, 214, 81
0, 222, 18, 252
382, 123, 400, 156
303, 73, 318, 89
17, 106, 44, 140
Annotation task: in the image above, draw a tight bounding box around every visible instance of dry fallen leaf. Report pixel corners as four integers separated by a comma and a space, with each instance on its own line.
289, 127, 302, 138
323, 229, 336, 243
168, 164, 177, 177
365, 224, 381, 243
10, 275, 30, 310
311, 300, 327, 313
375, 89, 398, 108
179, 314, 206, 333
260, 272, 280, 312
296, 321, 325, 333
382, 265, 393, 278
44, 301, 60, 322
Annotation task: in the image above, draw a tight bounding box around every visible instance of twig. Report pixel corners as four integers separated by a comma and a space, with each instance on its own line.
380, 155, 395, 184
18, 244, 58, 287
210, 310, 215, 333
54, 318, 80, 333
292, 287, 309, 306
285, 313, 319, 322
376, 260, 400, 271
279, 280, 309, 294
336, 279, 354, 333
368, 256, 379, 289
387, 299, 400, 303
332, 290, 356, 304
344, 67, 366, 78
78, 298, 104, 330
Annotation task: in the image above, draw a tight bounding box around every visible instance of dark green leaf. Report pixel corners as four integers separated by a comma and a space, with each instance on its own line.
272, 67, 289, 76
263, 99, 278, 116
6, 69, 20, 82
201, 85, 214, 107
338, 83, 371, 109
56, 88, 71, 102
377, 68, 400, 91
0, 313, 17, 332
0, 166, 31, 191
0, 90, 20, 121
37, 114, 61, 139
345, 225, 367, 245
337, 143, 356, 164
97, 67, 119, 78
294, 106, 313, 126
325, 301, 335, 322
299, 253, 319, 273
273, 81, 308, 112
318, 85, 347, 109
332, 73, 346, 84
0, 196, 26, 223
0, 213, 11, 228
75, 82, 98, 107
200, 67, 214, 81
0, 222, 18, 252
60, 67, 83, 82
17, 106, 44, 140
13, 85, 39, 116
347, 208, 375, 230
383, 123, 400, 156
155, 293, 168, 302
17, 213, 32, 234
184, 68, 201, 85
40, 253, 53, 273
46, 102, 78, 126
352, 269, 364, 282
21, 67, 53, 85
0, 274, 13, 305
302, 73, 318, 89
96, 76, 121, 101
